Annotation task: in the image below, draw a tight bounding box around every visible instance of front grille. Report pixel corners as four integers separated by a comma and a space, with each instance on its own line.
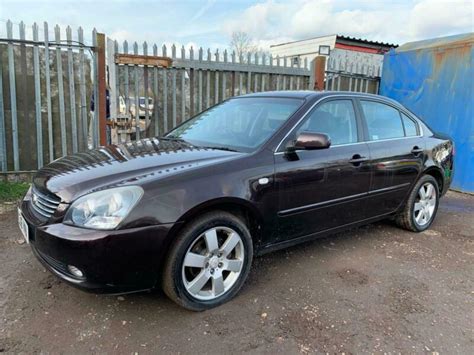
30, 186, 61, 219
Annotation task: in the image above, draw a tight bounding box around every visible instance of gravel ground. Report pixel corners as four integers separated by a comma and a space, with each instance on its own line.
0, 191, 473, 354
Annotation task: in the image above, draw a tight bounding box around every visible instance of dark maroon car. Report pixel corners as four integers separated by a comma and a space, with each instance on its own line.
18, 91, 454, 310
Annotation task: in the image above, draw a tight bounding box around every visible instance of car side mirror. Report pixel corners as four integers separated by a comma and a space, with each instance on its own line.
288, 132, 331, 151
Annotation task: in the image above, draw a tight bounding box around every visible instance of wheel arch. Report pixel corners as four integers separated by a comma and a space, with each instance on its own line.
423, 166, 444, 194
165, 197, 264, 252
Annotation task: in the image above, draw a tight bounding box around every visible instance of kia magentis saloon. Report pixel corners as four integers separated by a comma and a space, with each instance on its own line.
19, 92, 453, 310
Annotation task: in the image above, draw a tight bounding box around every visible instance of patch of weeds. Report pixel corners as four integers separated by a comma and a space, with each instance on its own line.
0, 182, 30, 202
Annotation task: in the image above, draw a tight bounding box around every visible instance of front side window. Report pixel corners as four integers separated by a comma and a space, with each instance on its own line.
297, 100, 358, 145
166, 97, 303, 152
360, 100, 405, 141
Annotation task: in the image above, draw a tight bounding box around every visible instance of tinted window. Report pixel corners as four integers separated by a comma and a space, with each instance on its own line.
361, 101, 405, 141
401, 113, 418, 136
297, 100, 358, 145
167, 97, 303, 152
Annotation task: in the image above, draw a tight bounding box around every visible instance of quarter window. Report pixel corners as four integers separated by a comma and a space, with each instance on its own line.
361, 100, 405, 141
297, 100, 358, 145
401, 113, 418, 136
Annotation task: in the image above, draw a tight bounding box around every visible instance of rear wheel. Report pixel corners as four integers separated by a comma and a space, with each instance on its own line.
163, 211, 253, 311
395, 175, 439, 232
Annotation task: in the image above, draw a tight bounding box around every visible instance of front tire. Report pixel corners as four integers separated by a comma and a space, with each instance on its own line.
162, 211, 253, 311
395, 175, 439, 232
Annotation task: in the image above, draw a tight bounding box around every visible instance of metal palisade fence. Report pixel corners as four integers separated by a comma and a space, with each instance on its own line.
325, 48, 382, 93
108, 40, 312, 142
0, 20, 96, 173
1, 19, 382, 174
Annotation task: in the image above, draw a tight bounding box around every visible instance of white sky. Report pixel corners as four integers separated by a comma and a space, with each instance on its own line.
1, 0, 473, 50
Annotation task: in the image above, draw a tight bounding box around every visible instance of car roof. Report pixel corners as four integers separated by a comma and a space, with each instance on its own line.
238, 90, 395, 103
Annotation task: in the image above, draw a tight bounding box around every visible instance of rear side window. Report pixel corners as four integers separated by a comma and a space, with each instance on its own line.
297, 100, 358, 145
401, 113, 418, 136
360, 100, 405, 141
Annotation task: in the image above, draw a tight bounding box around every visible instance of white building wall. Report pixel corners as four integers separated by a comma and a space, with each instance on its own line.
270, 36, 384, 76
270, 35, 337, 68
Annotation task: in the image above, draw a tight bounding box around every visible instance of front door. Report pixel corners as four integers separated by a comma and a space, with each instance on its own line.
274, 98, 371, 242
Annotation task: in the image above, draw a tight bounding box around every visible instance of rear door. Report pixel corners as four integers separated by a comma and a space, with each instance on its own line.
274, 98, 371, 242
357, 99, 425, 216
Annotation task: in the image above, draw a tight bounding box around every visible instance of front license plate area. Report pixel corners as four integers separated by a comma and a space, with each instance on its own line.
18, 208, 29, 244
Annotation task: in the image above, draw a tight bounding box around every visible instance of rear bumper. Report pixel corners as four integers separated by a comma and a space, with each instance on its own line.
21, 200, 177, 294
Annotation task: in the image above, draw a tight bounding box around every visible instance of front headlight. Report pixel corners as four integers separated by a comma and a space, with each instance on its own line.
64, 186, 143, 230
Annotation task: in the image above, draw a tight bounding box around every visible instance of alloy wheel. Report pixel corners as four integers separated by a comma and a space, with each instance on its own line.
413, 182, 437, 226
181, 226, 244, 301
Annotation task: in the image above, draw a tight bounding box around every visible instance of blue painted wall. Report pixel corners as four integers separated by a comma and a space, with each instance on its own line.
380, 33, 474, 192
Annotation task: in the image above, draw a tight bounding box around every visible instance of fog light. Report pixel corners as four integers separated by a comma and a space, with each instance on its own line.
67, 265, 84, 278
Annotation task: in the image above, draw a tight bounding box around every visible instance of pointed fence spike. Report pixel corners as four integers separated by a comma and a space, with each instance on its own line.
276, 55, 280, 67
207, 48, 212, 61
231, 50, 236, 63
269, 54, 273, 67
171, 44, 176, 59
153, 43, 158, 55
6, 19, 12, 34
189, 46, 194, 60
133, 42, 138, 54
162, 44, 167, 56
181, 45, 186, 59
123, 40, 128, 52
19, 21, 25, 38
199, 47, 203, 61
215, 49, 219, 62
254, 52, 259, 65
247, 52, 251, 64
143, 41, 148, 55
223, 49, 228, 63
32, 22, 38, 39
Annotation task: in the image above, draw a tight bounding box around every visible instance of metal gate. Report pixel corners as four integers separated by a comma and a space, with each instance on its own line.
0, 20, 97, 173
107, 39, 312, 143
325, 48, 382, 93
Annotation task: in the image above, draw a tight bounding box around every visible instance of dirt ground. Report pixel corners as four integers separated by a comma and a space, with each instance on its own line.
0, 191, 472, 354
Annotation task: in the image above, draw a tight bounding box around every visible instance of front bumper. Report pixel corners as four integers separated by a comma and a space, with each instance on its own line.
20, 200, 177, 294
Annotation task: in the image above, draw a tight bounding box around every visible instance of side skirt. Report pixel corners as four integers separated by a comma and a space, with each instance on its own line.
257, 212, 395, 256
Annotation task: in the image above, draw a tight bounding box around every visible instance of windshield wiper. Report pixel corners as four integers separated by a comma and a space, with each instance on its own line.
160, 138, 239, 152
158, 136, 188, 143
198, 145, 239, 152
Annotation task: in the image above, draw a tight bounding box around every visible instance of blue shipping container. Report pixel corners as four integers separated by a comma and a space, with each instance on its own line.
380, 33, 474, 192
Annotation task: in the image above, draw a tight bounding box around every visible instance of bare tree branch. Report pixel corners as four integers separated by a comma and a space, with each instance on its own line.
229, 31, 257, 62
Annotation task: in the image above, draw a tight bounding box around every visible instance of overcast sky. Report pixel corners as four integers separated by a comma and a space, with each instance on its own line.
1, 0, 473, 51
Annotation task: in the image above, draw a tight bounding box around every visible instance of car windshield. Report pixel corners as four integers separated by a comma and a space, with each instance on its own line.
139, 98, 153, 106
165, 97, 303, 152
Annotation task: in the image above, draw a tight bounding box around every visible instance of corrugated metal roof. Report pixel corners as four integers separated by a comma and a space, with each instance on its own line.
336, 35, 398, 48
270, 34, 336, 48
395, 32, 474, 52
270, 34, 397, 49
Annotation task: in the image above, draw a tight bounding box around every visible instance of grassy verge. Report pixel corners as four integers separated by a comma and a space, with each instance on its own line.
0, 182, 30, 203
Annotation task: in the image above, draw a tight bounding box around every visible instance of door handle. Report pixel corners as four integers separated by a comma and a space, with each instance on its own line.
349, 154, 368, 166
411, 146, 423, 155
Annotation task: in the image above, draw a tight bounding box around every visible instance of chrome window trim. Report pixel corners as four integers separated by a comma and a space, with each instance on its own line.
273, 93, 423, 155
